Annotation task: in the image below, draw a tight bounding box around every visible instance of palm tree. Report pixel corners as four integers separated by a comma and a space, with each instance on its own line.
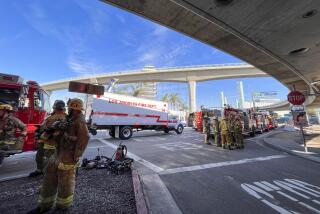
169, 93, 181, 111
161, 93, 170, 102
130, 83, 143, 97
113, 83, 143, 97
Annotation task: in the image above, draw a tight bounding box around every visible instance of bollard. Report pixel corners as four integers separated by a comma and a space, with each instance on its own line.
299, 124, 308, 153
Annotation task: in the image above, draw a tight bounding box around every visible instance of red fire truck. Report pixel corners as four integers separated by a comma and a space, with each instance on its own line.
0, 73, 50, 157
223, 107, 257, 137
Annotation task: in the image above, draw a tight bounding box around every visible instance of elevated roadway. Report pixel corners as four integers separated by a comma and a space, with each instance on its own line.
41, 64, 269, 112
101, 0, 320, 110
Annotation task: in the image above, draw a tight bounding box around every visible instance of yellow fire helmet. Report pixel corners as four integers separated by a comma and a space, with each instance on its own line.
0, 104, 13, 111
68, 98, 84, 111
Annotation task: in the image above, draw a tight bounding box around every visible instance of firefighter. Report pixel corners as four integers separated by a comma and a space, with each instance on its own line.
212, 116, 221, 147
220, 116, 232, 150
203, 116, 211, 144
229, 114, 235, 147
234, 115, 244, 149
29, 100, 67, 177
0, 104, 27, 164
29, 98, 89, 213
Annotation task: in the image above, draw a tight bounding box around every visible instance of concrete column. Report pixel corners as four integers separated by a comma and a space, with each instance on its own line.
220, 92, 225, 107
46, 90, 52, 96
237, 81, 245, 108
316, 111, 320, 124
188, 81, 196, 112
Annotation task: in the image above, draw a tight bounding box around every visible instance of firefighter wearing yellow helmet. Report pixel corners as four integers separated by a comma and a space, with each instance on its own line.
29, 100, 67, 177
220, 115, 232, 150
234, 115, 244, 149
0, 104, 27, 165
203, 115, 211, 145
30, 98, 89, 213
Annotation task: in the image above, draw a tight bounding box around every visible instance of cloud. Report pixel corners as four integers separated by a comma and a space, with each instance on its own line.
116, 14, 127, 24
67, 56, 104, 76
29, 3, 47, 19
135, 24, 190, 66
152, 25, 169, 36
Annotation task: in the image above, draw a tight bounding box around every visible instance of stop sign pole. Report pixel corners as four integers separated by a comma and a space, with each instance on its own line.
287, 89, 308, 152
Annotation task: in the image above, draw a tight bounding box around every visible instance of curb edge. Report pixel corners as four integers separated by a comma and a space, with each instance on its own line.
262, 139, 320, 164
132, 169, 148, 214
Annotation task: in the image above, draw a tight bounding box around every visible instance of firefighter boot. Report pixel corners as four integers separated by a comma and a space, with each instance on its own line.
0, 150, 5, 166
29, 170, 43, 177
27, 206, 51, 214
228, 145, 233, 150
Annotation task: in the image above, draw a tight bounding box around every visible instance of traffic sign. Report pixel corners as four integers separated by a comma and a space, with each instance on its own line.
287, 91, 305, 105
291, 105, 304, 111
69, 81, 105, 95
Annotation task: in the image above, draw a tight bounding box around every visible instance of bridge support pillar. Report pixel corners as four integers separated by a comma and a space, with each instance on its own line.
188, 81, 196, 112
46, 90, 52, 96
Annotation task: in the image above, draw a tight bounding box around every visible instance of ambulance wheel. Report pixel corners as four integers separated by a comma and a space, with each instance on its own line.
250, 127, 255, 137
90, 129, 97, 136
259, 126, 263, 134
175, 125, 184, 134
119, 126, 133, 140
109, 130, 115, 138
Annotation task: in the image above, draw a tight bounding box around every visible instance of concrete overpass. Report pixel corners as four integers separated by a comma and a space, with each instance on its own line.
41, 64, 268, 112
101, 0, 320, 111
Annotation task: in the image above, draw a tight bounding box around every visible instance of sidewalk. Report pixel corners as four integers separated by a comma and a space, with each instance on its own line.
263, 125, 320, 163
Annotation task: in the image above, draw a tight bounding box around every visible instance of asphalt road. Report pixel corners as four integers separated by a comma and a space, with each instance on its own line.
1, 127, 320, 214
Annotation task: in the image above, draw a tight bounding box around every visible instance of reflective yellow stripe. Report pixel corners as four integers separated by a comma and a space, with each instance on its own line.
38, 195, 56, 204
75, 161, 80, 167
58, 162, 76, 170
56, 195, 74, 206
43, 144, 56, 150
40, 135, 48, 141
3, 141, 15, 145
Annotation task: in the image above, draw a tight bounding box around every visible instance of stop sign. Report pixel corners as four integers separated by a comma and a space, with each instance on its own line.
287, 91, 305, 105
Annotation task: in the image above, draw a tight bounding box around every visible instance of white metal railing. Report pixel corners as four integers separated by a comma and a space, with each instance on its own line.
157, 63, 251, 71
41, 63, 252, 86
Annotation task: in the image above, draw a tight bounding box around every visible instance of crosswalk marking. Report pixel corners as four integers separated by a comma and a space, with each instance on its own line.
242, 179, 320, 214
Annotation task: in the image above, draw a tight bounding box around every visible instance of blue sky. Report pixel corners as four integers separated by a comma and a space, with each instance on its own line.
0, 0, 288, 109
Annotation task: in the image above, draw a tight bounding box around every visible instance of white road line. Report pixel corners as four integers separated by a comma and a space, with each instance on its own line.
254, 182, 273, 192
244, 179, 320, 214
292, 179, 320, 190
132, 138, 145, 142
285, 179, 320, 195
273, 181, 310, 199
277, 191, 298, 202
160, 155, 287, 175
241, 184, 262, 199
97, 139, 164, 173
245, 184, 274, 198
87, 146, 108, 149
299, 202, 320, 214
152, 137, 167, 141
241, 184, 291, 214
279, 181, 320, 197
261, 181, 281, 191
261, 200, 292, 214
